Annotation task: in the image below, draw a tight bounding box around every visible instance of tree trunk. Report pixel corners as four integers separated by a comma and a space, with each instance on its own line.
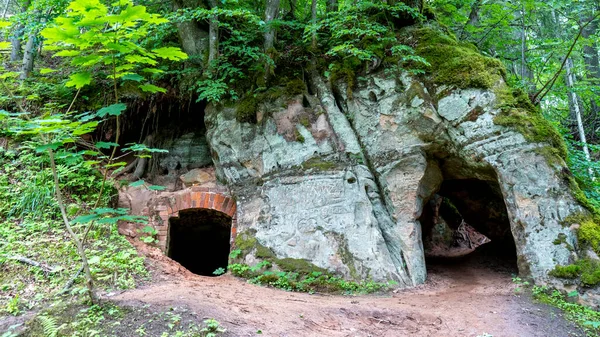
2, 0, 11, 19
207, 0, 219, 73
566, 58, 594, 178
10, 25, 22, 62
9, 0, 29, 63
20, 30, 36, 79
49, 149, 97, 304
311, 0, 317, 49
171, 0, 209, 62
582, 15, 599, 119
459, 0, 482, 40
264, 0, 280, 52
263, 0, 280, 82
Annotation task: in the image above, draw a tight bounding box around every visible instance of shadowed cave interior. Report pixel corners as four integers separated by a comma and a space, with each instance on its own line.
167, 208, 232, 276
420, 177, 518, 273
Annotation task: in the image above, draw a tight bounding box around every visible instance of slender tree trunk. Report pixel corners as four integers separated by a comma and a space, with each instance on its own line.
20, 31, 36, 79
171, 0, 209, 62
10, 26, 22, 62
459, 0, 482, 40
311, 0, 317, 49
48, 149, 97, 304
264, 0, 280, 52
582, 15, 599, 118
566, 58, 594, 178
207, 0, 219, 73
263, 0, 280, 82
9, 0, 29, 62
1, 0, 11, 19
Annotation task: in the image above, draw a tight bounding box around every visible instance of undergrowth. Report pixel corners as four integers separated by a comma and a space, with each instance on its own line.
14, 301, 225, 337
227, 261, 395, 294
532, 286, 600, 336
0, 146, 148, 316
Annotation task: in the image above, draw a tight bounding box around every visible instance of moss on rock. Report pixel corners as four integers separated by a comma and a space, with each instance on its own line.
549, 258, 600, 287
493, 87, 568, 159
412, 26, 505, 89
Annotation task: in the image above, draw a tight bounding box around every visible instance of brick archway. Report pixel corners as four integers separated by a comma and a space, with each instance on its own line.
154, 187, 237, 252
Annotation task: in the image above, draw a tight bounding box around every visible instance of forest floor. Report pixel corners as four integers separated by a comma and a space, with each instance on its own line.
105, 242, 584, 337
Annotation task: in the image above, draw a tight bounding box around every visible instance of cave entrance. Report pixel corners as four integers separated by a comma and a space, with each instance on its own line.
420, 177, 518, 275
167, 208, 232, 276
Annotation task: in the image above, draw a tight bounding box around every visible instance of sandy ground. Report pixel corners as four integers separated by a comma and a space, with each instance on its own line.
111, 244, 584, 337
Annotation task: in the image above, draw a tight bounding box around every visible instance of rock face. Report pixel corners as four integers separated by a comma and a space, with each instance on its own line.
120, 29, 592, 292
200, 68, 588, 287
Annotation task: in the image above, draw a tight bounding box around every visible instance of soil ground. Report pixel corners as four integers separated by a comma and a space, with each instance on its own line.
109, 243, 584, 337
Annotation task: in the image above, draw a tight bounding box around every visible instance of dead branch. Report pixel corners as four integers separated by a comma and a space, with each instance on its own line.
4, 254, 60, 273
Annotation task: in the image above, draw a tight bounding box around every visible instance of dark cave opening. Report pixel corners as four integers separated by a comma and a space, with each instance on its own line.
420, 178, 518, 273
167, 208, 232, 276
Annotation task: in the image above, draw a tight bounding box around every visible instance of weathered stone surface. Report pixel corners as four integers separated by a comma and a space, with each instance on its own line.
120, 65, 593, 298
236, 171, 399, 281
180, 167, 216, 187
342, 73, 584, 283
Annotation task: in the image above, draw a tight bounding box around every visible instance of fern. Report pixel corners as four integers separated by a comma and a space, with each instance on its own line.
38, 315, 60, 337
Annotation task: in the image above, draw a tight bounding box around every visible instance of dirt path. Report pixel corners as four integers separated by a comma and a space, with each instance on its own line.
111, 245, 583, 337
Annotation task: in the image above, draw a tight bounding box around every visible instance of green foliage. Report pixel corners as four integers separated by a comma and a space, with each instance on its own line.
41, 0, 186, 95
318, 1, 427, 72
549, 265, 581, 279
228, 263, 393, 294
548, 258, 600, 287
533, 286, 600, 336
411, 25, 505, 89
38, 315, 61, 337
200, 318, 226, 337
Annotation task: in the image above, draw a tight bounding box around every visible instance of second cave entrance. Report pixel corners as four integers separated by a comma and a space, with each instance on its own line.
420, 177, 518, 272
167, 208, 232, 276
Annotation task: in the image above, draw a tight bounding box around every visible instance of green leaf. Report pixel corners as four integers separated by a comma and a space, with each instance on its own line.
66, 72, 92, 89
40, 68, 57, 74
0, 41, 10, 50
54, 50, 81, 57
88, 256, 101, 265
148, 185, 166, 191
129, 180, 145, 187
139, 84, 166, 93
35, 142, 63, 153
121, 73, 144, 82
73, 214, 99, 224
97, 103, 126, 117
152, 47, 188, 61
95, 141, 119, 149
106, 161, 127, 168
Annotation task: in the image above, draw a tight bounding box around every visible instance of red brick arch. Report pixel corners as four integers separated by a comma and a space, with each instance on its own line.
155, 187, 237, 252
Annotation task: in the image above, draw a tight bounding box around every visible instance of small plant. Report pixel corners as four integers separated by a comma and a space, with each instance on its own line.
511, 275, 530, 293
213, 267, 226, 276
4, 295, 20, 316
139, 226, 159, 244
229, 249, 242, 259
201, 318, 226, 337
38, 315, 61, 337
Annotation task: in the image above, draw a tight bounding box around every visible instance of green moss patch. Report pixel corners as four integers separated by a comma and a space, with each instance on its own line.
412, 26, 505, 89
549, 265, 581, 279
550, 258, 600, 287
493, 87, 568, 159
